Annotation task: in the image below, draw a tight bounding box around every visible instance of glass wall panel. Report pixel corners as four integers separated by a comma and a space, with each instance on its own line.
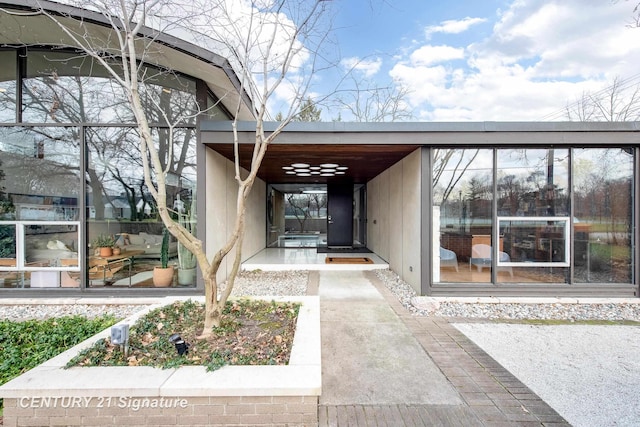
497, 148, 570, 283
0, 127, 80, 288
0, 50, 17, 123
573, 148, 633, 283
86, 127, 197, 288
22, 51, 197, 125
267, 185, 327, 248
433, 149, 493, 283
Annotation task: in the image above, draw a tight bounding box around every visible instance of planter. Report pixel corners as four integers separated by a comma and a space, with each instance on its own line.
177, 267, 196, 286
0, 296, 321, 427
99, 247, 113, 257
153, 266, 174, 287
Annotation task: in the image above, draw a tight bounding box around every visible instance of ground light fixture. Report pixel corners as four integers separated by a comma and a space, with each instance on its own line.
111, 324, 130, 357
169, 333, 190, 355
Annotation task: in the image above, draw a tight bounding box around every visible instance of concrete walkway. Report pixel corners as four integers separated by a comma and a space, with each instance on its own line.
314, 270, 570, 426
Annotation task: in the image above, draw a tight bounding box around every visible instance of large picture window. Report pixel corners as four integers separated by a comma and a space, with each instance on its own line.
433, 146, 634, 286
0, 126, 81, 288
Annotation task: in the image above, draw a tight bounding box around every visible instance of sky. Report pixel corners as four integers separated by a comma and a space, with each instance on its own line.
310, 0, 640, 121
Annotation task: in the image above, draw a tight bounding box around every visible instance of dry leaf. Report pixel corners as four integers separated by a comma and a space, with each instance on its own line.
156, 322, 164, 331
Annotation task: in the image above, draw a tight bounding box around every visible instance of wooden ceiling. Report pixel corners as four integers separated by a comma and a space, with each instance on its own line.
205, 143, 419, 184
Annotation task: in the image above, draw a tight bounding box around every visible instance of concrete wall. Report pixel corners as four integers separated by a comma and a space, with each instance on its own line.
206, 149, 266, 282
367, 148, 422, 293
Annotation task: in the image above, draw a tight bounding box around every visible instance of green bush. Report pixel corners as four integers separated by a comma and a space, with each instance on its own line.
0, 315, 119, 412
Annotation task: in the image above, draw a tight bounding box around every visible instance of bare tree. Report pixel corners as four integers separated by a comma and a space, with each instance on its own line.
565, 76, 640, 121
332, 74, 413, 122
33, 0, 334, 336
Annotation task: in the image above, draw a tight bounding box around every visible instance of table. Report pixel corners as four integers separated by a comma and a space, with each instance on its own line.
89, 250, 145, 286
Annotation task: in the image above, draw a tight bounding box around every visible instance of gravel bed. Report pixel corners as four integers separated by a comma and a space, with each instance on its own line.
374, 269, 640, 321
0, 304, 150, 322
225, 270, 309, 297
3, 268, 638, 322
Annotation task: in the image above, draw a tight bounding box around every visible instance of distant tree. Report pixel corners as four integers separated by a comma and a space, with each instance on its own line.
293, 97, 322, 121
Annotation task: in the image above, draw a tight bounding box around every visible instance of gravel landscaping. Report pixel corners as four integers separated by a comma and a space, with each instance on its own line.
2, 269, 638, 322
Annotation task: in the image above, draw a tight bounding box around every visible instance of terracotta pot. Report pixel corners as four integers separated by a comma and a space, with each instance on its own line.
153, 266, 174, 287
112, 247, 121, 256
99, 247, 113, 257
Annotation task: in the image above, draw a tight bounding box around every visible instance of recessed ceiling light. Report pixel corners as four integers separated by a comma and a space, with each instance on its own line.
320, 169, 335, 173
320, 163, 339, 168
336, 171, 345, 175
336, 166, 348, 170
282, 166, 294, 170
297, 173, 311, 177
285, 171, 296, 174
311, 171, 320, 175
291, 163, 310, 168
321, 173, 334, 177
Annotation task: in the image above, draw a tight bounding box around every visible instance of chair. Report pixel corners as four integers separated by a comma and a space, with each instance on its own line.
470, 244, 513, 277
439, 247, 459, 272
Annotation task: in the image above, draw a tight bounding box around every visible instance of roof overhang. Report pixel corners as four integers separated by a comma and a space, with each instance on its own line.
202, 121, 640, 185
0, 0, 255, 120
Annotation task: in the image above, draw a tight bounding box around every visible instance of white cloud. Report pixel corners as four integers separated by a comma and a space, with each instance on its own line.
425, 17, 487, 39
410, 45, 464, 66
341, 57, 383, 77
388, 0, 640, 121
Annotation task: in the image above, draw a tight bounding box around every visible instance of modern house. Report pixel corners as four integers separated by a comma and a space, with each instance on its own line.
1, 1, 638, 297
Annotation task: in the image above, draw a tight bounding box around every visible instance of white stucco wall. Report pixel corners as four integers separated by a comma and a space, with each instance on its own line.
367, 148, 422, 293
205, 149, 266, 282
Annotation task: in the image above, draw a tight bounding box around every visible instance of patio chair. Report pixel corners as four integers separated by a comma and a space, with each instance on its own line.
439, 247, 459, 272
469, 244, 513, 277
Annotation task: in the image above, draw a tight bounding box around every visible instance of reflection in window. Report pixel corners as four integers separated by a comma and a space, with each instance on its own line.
86, 126, 198, 287
267, 186, 327, 248
0, 50, 17, 123
0, 224, 16, 261
496, 148, 569, 283
0, 127, 80, 221
22, 51, 197, 124
0, 127, 80, 288
433, 149, 493, 283
497, 148, 569, 217
573, 148, 633, 284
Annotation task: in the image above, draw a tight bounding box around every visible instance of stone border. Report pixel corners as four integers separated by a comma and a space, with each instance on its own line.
0, 296, 321, 427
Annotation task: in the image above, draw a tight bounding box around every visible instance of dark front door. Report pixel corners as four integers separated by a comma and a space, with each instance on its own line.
327, 182, 353, 247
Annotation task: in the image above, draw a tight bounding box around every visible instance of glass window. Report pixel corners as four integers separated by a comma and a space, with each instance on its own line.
497, 148, 569, 217
86, 126, 197, 288
206, 94, 228, 120
267, 185, 328, 248
22, 51, 197, 124
573, 148, 633, 284
496, 148, 570, 283
0, 127, 80, 287
433, 148, 493, 283
0, 50, 17, 123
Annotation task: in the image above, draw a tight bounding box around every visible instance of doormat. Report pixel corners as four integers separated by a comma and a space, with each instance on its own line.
325, 257, 374, 264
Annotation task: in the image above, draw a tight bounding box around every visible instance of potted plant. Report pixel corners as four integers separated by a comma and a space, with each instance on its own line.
152, 228, 173, 287
177, 198, 197, 286
92, 234, 115, 257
